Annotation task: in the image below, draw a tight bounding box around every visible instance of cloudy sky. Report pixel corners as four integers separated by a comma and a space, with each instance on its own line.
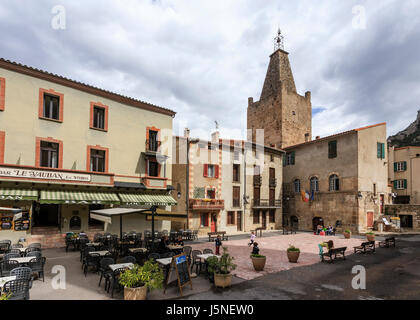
1, 0, 419, 141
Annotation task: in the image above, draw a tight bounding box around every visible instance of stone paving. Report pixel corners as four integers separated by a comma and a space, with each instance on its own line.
191, 233, 366, 280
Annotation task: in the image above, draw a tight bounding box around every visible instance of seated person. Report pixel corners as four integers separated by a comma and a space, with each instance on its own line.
251, 242, 260, 255
175, 236, 184, 246
158, 235, 170, 253
316, 225, 323, 235
326, 225, 333, 235
327, 240, 334, 250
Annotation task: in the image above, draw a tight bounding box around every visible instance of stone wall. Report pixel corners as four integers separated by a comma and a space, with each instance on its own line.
385, 204, 420, 231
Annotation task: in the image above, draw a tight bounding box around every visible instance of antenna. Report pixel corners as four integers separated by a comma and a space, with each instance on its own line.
274, 28, 284, 51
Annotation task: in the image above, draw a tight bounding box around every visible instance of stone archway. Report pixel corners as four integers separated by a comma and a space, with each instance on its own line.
312, 217, 324, 231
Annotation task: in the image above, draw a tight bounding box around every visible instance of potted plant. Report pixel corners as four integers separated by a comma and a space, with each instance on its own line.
250, 254, 266, 271
207, 247, 236, 288
119, 260, 164, 300
287, 245, 300, 263
366, 232, 375, 242
343, 230, 351, 239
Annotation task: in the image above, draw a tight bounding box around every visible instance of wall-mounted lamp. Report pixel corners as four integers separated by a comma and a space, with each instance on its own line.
177, 192, 181, 199
357, 191, 363, 198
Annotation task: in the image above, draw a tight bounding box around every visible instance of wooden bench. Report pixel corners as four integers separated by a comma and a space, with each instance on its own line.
320, 247, 347, 263
378, 237, 396, 248
208, 231, 229, 242
354, 241, 376, 254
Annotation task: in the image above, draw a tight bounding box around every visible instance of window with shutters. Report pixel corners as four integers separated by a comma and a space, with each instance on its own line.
204, 164, 219, 178
394, 161, 407, 172
328, 140, 337, 158
329, 174, 340, 191
232, 186, 240, 207
284, 151, 295, 166
394, 179, 407, 190
200, 213, 209, 227
227, 211, 235, 225
377, 142, 385, 159
294, 179, 301, 193
233, 164, 240, 182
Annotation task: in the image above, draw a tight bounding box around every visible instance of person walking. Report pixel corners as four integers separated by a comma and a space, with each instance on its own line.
215, 235, 222, 255
248, 231, 256, 246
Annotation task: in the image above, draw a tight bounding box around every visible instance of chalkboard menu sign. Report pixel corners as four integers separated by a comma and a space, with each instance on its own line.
167, 253, 192, 296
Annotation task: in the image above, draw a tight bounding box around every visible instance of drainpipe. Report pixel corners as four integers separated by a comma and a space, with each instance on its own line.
186, 139, 190, 230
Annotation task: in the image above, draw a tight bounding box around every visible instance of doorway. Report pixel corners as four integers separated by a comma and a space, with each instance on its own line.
32, 204, 60, 227
400, 215, 413, 228
312, 217, 324, 231
236, 211, 242, 231
262, 211, 267, 229
367, 211, 374, 228
211, 213, 217, 232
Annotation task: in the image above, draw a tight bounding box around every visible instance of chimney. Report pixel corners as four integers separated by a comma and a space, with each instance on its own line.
211, 131, 220, 144
248, 97, 254, 106
184, 128, 190, 138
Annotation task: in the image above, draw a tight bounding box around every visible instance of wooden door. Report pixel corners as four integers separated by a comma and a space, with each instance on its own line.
367, 211, 374, 228
232, 186, 240, 207
211, 214, 217, 232
269, 188, 275, 206
254, 187, 260, 206
237, 211, 242, 231
262, 211, 267, 229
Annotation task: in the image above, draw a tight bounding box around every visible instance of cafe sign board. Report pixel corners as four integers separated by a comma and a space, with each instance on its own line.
0, 167, 91, 182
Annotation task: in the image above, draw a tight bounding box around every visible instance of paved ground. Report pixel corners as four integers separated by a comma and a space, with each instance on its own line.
183, 234, 420, 300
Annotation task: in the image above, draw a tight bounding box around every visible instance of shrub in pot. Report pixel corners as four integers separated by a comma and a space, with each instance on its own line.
207, 247, 236, 288
119, 260, 164, 300
366, 232, 375, 242
287, 245, 300, 263
343, 230, 351, 239
250, 254, 266, 271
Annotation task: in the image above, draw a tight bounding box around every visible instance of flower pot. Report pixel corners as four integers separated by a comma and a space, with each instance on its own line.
366, 234, 375, 242
214, 273, 232, 288
343, 232, 351, 239
124, 286, 147, 300
287, 251, 300, 263
251, 256, 266, 271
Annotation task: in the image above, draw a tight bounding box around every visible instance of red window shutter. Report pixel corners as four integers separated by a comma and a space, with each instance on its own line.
215, 165, 219, 178
203, 164, 208, 177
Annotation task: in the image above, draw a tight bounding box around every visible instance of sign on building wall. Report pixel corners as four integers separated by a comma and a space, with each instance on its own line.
0, 167, 91, 182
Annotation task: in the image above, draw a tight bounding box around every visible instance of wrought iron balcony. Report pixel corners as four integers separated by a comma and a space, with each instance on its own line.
145, 139, 161, 153
189, 199, 225, 210
252, 199, 282, 208
253, 175, 262, 186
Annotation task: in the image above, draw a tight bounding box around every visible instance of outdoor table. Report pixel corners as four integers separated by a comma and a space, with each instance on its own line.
128, 248, 148, 253
15, 247, 27, 253
108, 262, 134, 272
156, 257, 173, 266
167, 245, 183, 255
88, 250, 110, 257
0, 276, 16, 290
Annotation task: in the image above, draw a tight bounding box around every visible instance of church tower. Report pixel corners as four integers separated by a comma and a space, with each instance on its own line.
247, 29, 312, 149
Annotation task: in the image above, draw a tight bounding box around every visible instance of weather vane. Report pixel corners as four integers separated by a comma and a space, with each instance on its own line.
274, 28, 284, 51
215, 120, 219, 131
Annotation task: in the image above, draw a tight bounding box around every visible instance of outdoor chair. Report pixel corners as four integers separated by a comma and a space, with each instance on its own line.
0, 242, 10, 254
4, 253, 20, 261
192, 230, 199, 240
83, 253, 100, 276
161, 252, 174, 258
0, 259, 19, 277
65, 235, 75, 252
183, 246, 192, 265
203, 249, 213, 254
148, 253, 160, 261
28, 257, 46, 282
185, 230, 193, 241
25, 247, 41, 256
120, 256, 136, 264
9, 249, 22, 256
191, 250, 203, 274
3, 278, 30, 300
98, 257, 114, 287
107, 267, 127, 298
11, 244, 23, 249
79, 238, 90, 261
81, 247, 95, 268
26, 251, 42, 259
11, 267, 33, 299
28, 243, 42, 249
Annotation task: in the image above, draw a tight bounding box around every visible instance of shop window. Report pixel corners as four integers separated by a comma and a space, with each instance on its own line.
227, 211, 235, 225
40, 141, 59, 168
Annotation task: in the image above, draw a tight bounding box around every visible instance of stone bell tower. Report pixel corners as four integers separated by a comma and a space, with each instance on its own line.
247, 29, 312, 149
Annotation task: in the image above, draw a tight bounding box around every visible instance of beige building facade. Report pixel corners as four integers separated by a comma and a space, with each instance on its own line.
0, 59, 177, 245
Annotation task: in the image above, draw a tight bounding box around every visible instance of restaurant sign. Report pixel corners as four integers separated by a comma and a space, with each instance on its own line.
0, 167, 91, 182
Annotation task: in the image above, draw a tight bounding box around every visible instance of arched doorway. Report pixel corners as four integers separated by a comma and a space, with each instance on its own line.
290, 216, 299, 230
312, 217, 324, 231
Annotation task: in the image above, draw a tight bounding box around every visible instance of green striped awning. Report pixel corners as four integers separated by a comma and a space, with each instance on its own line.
40, 190, 120, 204
118, 193, 177, 206
0, 189, 38, 201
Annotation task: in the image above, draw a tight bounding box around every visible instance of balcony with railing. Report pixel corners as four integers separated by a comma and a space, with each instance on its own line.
189, 198, 225, 210
145, 139, 161, 153
252, 199, 282, 208
269, 178, 277, 188
253, 175, 262, 186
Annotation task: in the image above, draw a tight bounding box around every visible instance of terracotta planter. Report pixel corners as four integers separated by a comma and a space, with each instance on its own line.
214, 273, 232, 288
287, 250, 300, 263
344, 232, 351, 239
124, 286, 147, 300
366, 234, 375, 242
251, 256, 266, 271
